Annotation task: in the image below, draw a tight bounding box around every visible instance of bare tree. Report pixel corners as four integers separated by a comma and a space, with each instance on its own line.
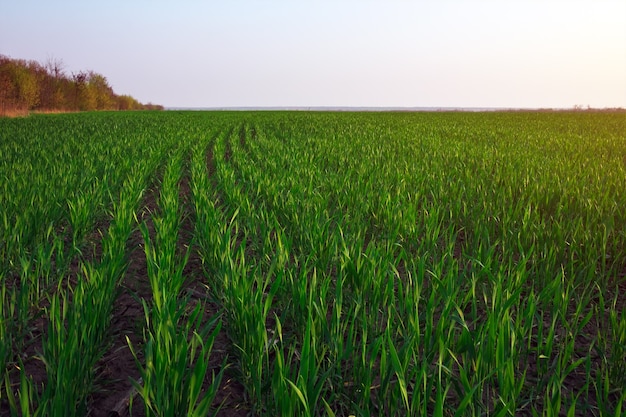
45, 56, 65, 79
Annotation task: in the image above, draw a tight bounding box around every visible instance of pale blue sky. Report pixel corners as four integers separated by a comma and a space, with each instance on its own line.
1, 1, 625, 108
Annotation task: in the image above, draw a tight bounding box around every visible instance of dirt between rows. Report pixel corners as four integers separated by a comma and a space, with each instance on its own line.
87, 169, 247, 417
2, 165, 248, 416
3, 134, 625, 416
91, 144, 625, 417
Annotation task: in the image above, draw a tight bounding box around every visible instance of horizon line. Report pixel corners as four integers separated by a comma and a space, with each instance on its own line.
164, 105, 626, 112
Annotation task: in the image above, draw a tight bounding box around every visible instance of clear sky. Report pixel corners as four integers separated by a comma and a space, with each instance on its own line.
1, 1, 625, 109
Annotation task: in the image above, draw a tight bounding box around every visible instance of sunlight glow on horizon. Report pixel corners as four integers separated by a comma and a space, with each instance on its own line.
1, 1, 624, 108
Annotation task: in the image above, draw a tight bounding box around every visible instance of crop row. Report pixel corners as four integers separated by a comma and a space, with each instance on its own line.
193, 112, 625, 415
1, 111, 625, 416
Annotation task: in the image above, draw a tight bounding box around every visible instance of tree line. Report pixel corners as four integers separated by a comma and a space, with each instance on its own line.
0, 54, 163, 116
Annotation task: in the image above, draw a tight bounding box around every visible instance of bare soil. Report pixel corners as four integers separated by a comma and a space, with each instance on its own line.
86, 158, 248, 417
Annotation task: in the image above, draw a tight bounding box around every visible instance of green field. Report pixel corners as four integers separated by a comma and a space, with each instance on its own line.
1, 111, 625, 416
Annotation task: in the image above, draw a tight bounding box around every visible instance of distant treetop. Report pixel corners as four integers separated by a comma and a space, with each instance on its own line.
0, 54, 163, 116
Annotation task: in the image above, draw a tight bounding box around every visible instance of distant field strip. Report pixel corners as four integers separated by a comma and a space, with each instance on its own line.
1, 111, 625, 416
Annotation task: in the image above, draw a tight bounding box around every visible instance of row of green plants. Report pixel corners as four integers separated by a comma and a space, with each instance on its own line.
194, 112, 625, 415
128, 145, 224, 417
0, 112, 210, 414
6, 156, 159, 416
1, 111, 625, 416
0, 114, 174, 414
